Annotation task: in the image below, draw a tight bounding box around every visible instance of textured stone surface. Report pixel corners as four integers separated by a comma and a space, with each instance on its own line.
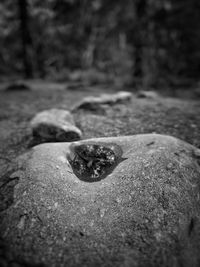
30, 108, 82, 142
72, 91, 132, 111
1, 134, 200, 267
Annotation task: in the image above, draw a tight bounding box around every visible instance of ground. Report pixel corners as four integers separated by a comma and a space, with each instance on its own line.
0, 80, 200, 266
0, 81, 199, 174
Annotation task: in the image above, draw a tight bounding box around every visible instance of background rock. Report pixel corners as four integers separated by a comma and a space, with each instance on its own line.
30, 108, 82, 143
137, 90, 159, 99
1, 134, 200, 267
72, 91, 132, 112
5, 82, 31, 91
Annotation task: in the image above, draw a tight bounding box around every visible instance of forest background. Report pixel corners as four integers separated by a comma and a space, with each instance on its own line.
1, 0, 200, 93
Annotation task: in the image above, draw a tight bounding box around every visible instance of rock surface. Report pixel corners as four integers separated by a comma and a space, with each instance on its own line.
72, 91, 132, 112
1, 134, 200, 267
30, 108, 82, 142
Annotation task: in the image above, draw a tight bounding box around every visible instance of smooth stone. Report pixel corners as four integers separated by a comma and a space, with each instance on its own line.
30, 109, 82, 142
1, 134, 200, 267
72, 91, 132, 111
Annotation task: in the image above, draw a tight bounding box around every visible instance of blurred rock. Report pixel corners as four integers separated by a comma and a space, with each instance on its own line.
5, 82, 30, 91
30, 109, 82, 143
72, 91, 132, 111
66, 82, 86, 91
1, 134, 200, 267
137, 90, 159, 99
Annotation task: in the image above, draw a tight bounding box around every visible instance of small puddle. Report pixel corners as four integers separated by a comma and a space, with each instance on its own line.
67, 142, 126, 182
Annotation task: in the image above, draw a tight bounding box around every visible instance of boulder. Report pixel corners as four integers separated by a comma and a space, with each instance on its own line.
1, 134, 200, 267
30, 109, 82, 143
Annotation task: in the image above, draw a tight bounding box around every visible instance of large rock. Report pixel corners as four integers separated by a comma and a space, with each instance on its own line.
30, 109, 82, 143
1, 134, 200, 267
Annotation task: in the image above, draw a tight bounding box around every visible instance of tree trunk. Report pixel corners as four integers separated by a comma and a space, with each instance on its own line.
36, 41, 46, 78
133, 0, 147, 86
18, 0, 33, 78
